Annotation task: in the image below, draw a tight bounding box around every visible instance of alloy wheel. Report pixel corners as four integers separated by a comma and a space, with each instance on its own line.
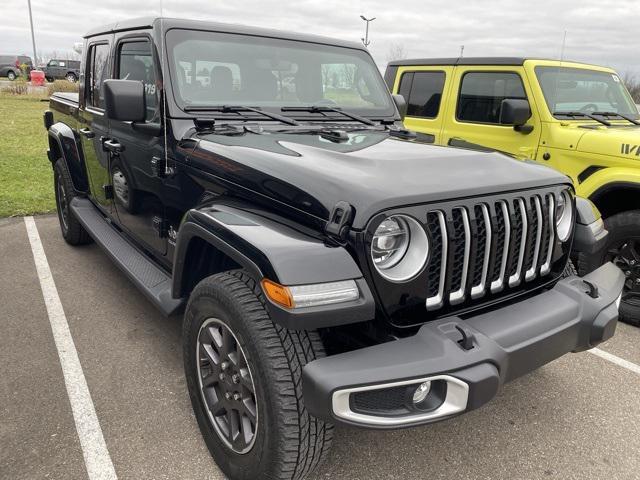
196, 318, 258, 454
607, 239, 640, 307
56, 173, 69, 232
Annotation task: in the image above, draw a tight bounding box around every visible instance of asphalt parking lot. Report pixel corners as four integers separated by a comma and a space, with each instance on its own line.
2, 214, 640, 480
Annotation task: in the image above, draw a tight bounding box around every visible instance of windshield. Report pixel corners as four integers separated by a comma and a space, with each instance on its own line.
166, 29, 394, 118
535, 66, 639, 119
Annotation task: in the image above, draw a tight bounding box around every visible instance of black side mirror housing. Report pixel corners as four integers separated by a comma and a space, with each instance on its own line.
104, 79, 146, 122
392, 94, 407, 121
499, 98, 531, 127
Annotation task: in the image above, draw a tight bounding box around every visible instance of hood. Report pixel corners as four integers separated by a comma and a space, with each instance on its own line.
575, 124, 640, 158
188, 130, 568, 229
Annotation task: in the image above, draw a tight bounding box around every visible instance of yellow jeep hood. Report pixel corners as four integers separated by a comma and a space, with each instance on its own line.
576, 125, 640, 158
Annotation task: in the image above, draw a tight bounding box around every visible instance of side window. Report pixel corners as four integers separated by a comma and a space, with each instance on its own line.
457, 72, 526, 124
86, 43, 110, 109
117, 40, 157, 121
49, 60, 59, 67
399, 71, 446, 118
59, 61, 66, 67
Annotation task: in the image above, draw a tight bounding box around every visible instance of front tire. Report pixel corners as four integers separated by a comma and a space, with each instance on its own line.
578, 211, 640, 326
54, 159, 92, 246
183, 270, 333, 480
7, 70, 16, 81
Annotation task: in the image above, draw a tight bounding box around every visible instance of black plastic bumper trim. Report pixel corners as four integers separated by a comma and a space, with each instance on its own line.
302, 262, 624, 428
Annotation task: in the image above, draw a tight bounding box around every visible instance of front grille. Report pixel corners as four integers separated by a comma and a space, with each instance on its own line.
425, 192, 557, 311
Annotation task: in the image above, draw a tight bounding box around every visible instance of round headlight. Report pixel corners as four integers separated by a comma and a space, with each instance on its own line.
371, 215, 429, 282
555, 190, 574, 242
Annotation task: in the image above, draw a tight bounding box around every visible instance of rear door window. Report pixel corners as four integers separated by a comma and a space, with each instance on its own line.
457, 72, 526, 124
399, 71, 446, 118
86, 43, 110, 109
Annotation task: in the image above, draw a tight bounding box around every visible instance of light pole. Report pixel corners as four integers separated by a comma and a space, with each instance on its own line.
27, 0, 38, 65
360, 15, 376, 48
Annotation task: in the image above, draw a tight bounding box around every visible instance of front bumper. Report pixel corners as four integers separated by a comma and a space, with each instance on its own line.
302, 262, 624, 428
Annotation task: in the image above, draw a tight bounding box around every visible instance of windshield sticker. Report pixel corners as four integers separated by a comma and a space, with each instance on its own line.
612, 74, 620, 83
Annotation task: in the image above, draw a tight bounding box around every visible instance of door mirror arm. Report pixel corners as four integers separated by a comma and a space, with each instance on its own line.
132, 121, 162, 137
514, 124, 534, 134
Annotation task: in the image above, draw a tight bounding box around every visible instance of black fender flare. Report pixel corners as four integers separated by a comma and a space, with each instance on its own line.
48, 122, 89, 194
173, 204, 375, 330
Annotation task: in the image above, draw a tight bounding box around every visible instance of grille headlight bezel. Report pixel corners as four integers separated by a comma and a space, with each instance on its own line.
371, 214, 429, 282
555, 189, 574, 242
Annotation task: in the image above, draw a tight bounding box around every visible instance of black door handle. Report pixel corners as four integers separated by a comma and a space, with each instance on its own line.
79, 127, 95, 139
102, 138, 123, 154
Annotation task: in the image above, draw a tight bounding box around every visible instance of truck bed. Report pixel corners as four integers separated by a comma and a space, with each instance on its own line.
49, 92, 79, 129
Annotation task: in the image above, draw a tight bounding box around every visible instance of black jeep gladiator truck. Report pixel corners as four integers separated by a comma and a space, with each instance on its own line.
44, 17, 624, 480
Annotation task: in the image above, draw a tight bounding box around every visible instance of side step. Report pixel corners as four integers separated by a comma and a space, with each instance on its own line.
70, 197, 184, 316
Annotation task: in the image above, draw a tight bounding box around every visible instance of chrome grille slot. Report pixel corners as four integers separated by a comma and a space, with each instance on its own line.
449, 207, 471, 305
508, 198, 528, 287
540, 193, 556, 275
423, 190, 560, 312
525, 196, 543, 281
426, 211, 447, 310
470, 204, 491, 299
490, 201, 511, 293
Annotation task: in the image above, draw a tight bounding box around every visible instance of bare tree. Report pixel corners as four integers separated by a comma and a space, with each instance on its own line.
386, 43, 409, 63
622, 72, 640, 104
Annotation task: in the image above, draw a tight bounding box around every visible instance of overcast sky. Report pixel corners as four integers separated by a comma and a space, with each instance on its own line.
3, 0, 639, 76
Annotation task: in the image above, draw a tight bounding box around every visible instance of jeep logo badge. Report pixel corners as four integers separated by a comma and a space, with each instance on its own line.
621, 143, 640, 155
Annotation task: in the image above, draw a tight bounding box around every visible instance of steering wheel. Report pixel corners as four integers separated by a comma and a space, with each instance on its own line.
580, 103, 599, 113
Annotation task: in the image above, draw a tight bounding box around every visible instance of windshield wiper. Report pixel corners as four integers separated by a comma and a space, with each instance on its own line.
184, 105, 300, 126
280, 105, 376, 126
590, 111, 640, 126
553, 111, 611, 126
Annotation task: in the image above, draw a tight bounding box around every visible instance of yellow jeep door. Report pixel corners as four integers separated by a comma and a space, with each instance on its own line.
442, 66, 541, 159
392, 66, 453, 144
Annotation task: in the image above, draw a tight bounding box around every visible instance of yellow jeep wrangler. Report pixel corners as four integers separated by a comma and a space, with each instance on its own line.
385, 57, 640, 325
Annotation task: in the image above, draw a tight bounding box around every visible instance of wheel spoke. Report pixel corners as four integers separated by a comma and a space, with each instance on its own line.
200, 343, 220, 367
239, 368, 254, 392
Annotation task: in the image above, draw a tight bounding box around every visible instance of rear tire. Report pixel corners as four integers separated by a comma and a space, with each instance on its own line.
183, 270, 333, 480
66, 73, 77, 83
54, 159, 92, 246
577, 211, 640, 326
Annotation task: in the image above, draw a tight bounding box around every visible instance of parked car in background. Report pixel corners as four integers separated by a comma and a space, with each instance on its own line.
0, 54, 33, 80
43, 59, 81, 82
385, 57, 640, 325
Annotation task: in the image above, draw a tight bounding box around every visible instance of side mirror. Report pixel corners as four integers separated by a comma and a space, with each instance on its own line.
499, 98, 531, 127
104, 79, 146, 122
392, 94, 407, 121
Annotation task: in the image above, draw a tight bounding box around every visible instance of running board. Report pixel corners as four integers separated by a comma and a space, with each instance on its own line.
69, 198, 184, 316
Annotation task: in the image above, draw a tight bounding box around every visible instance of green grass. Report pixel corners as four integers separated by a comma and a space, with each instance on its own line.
0, 93, 54, 217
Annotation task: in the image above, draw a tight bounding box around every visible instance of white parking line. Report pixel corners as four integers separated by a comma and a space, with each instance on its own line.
24, 217, 117, 480
588, 347, 640, 377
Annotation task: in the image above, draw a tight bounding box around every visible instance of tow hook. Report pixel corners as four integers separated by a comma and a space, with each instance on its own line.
583, 280, 600, 299
455, 325, 475, 350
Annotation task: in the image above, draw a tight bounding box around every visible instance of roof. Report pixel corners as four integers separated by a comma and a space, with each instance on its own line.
386, 57, 605, 68
84, 17, 364, 50
388, 57, 530, 67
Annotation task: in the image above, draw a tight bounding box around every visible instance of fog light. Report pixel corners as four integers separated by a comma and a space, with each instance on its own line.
412, 381, 432, 404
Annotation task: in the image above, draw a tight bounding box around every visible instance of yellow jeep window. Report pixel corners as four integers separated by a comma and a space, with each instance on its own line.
457, 72, 526, 124
399, 71, 445, 119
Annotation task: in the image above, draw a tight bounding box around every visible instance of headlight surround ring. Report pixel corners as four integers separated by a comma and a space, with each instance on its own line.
371, 214, 429, 282
555, 189, 574, 242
